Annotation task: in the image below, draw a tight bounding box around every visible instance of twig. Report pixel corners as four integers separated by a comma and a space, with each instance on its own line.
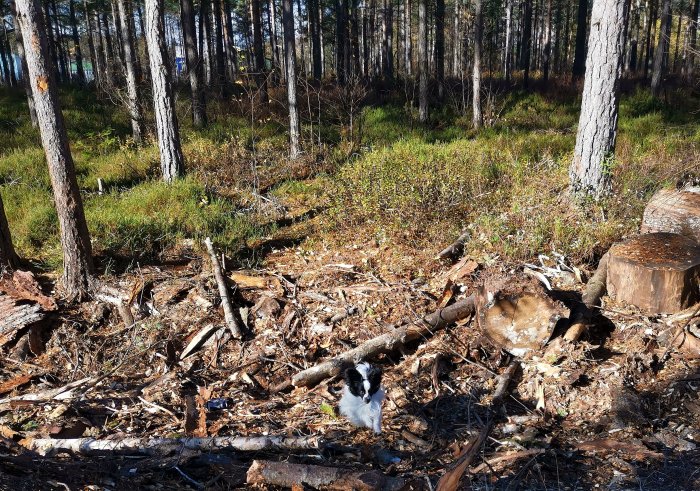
204, 237, 243, 339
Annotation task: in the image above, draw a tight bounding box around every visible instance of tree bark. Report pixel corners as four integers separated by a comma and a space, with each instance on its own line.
69, 0, 86, 85
82, 0, 101, 88
404, 0, 411, 75
211, 0, 227, 97
521, 0, 533, 87
382, 0, 394, 81
204, 237, 243, 338
644, 0, 658, 78
309, 0, 322, 79
435, 0, 444, 97
144, 0, 185, 182
686, 0, 699, 80
650, 0, 671, 95
0, 194, 18, 270
10, 0, 37, 126
571, 0, 588, 80
569, 0, 628, 198
15, 0, 95, 301
269, 0, 281, 81
472, 0, 483, 128
117, 0, 144, 143
418, 0, 427, 122
504, 0, 513, 80
180, 0, 207, 127
543, 0, 552, 85
282, 0, 301, 158
252, 0, 269, 102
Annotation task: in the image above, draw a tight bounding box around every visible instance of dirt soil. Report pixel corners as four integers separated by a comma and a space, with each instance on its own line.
1, 202, 700, 491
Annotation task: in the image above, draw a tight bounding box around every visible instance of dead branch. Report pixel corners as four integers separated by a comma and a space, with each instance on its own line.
246, 460, 414, 491
436, 360, 520, 491
26, 434, 325, 457
204, 237, 242, 339
563, 252, 609, 342
292, 295, 476, 388
0, 377, 93, 407
438, 231, 471, 260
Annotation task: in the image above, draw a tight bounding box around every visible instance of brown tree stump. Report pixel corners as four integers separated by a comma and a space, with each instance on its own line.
607, 233, 700, 314
476, 276, 567, 356
641, 187, 700, 243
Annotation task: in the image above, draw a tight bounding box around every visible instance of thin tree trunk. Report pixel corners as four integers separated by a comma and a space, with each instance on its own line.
102, 12, 115, 82
15, 0, 95, 300
473, 0, 483, 128
2, 18, 17, 87
144, 0, 185, 181
687, 0, 699, 80
543, 0, 552, 85
418, 0, 427, 121
570, 0, 628, 198
572, 0, 588, 80
268, 0, 281, 81
252, 0, 269, 101
282, 0, 301, 158
117, 0, 144, 143
0, 193, 18, 270
382, 0, 394, 81
43, 0, 60, 83
181, 0, 207, 127
211, 0, 226, 97
69, 0, 85, 84
435, 0, 444, 97
672, 2, 682, 71
521, 0, 533, 86
644, 0, 658, 78
651, 0, 671, 95
404, 0, 411, 75
10, 1, 37, 125
505, 0, 513, 80
83, 0, 101, 87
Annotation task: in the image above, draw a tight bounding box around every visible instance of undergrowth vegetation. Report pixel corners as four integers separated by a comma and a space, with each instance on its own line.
0, 84, 697, 272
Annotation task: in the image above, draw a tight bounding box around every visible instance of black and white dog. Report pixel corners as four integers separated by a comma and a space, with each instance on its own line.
339, 362, 385, 434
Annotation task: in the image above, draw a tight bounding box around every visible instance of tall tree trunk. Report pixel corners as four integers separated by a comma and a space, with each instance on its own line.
418, 0, 427, 121
144, 0, 185, 182
644, 0, 658, 78
572, 0, 588, 80
687, 0, 699, 80
672, 3, 682, 71
351, 0, 360, 77
435, 0, 444, 97
117, 0, 144, 143
404, 0, 411, 75
252, 0, 269, 101
562, 0, 572, 69
282, 0, 300, 158
83, 0, 101, 87
10, 0, 38, 125
200, 0, 212, 85
336, 0, 348, 84
0, 30, 12, 86
43, 0, 60, 83
268, 0, 281, 82
504, 0, 513, 80
570, 0, 628, 198
521, 0, 533, 86
102, 12, 116, 82
543, 0, 552, 85
211, 0, 227, 97
15, 0, 95, 300
0, 193, 18, 270
69, 0, 86, 84
473, 0, 483, 128
382, 0, 394, 81
181, 0, 207, 127
2, 19, 17, 87
309, 0, 322, 79
650, 0, 671, 95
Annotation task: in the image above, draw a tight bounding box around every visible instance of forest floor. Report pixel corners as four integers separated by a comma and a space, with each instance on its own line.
1, 80, 700, 489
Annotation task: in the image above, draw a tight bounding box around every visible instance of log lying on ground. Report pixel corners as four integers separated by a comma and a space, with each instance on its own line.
292, 295, 476, 388
204, 237, 243, 338
476, 276, 566, 356
607, 233, 700, 314
641, 187, 700, 242
562, 252, 609, 343
246, 460, 415, 491
0, 295, 44, 346
438, 231, 471, 260
436, 360, 520, 491
25, 434, 324, 457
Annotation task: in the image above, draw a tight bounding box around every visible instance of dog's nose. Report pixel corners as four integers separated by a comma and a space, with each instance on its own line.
363, 396, 371, 403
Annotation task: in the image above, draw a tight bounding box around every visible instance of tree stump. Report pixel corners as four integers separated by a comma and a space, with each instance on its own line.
607, 233, 700, 314
641, 187, 700, 243
476, 276, 567, 356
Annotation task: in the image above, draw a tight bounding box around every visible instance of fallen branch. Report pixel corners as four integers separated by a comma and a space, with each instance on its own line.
0, 377, 94, 407
563, 252, 609, 342
436, 360, 520, 491
26, 434, 324, 457
438, 231, 471, 260
204, 237, 242, 339
292, 295, 476, 388
246, 460, 413, 491
470, 449, 545, 474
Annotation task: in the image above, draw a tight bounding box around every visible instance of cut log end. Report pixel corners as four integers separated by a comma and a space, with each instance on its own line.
607, 232, 700, 314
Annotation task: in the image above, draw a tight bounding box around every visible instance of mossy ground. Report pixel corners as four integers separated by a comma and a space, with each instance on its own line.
0, 82, 697, 274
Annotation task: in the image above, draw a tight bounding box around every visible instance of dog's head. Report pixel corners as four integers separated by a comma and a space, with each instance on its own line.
344, 362, 382, 404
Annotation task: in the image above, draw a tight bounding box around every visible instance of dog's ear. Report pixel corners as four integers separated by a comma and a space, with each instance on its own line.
367, 365, 382, 387
344, 367, 363, 385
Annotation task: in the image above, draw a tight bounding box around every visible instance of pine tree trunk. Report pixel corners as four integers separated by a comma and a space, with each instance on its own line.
268, 0, 281, 82
0, 193, 18, 270
404, 0, 411, 76
572, 0, 588, 80
504, 0, 513, 80
144, 0, 185, 182
418, 0, 427, 122
211, 0, 227, 97
82, 0, 101, 87
688, 0, 699, 81
117, 0, 144, 143
102, 12, 116, 82
43, 0, 60, 83
382, 0, 394, 81
181, 0, 207, 127
309, 0, 322, 79
473, 0, 483, 128
252, 0, 269, 101
282, 0, 301, 158
10, 1, 38, 125
15, 0, 95, 300
69, 0, 86, 85
336, 0, 347, 84
2, 20, 17, 87
570, 0, 628, 198
542, 0, 552, 85
435, 0, 444, 97
521, 0, 533, 86
650, 0, 671, 95
644, 0, 658, 78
